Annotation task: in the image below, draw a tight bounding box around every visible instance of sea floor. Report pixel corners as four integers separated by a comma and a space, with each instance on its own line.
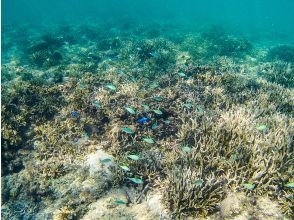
1, 22, 293, 219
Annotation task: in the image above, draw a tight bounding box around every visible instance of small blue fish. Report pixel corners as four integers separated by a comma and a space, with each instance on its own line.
71, 111, 78, 117
137, 117, 149, 124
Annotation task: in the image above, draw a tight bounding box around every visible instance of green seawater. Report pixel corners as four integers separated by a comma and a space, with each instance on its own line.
1, 1, 294, 219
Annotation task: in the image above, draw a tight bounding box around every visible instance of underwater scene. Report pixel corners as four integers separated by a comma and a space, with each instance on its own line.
1, 0, 294, 219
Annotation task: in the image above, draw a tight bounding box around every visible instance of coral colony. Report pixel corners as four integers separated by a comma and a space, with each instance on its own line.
1, 23, 293, 219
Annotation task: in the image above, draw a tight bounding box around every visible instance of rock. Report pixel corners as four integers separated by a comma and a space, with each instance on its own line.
220, 192, 249, 219
219, 192, 286, 220
84, 147, 114, 177
146, 192, 169, 219
255, 197, 284, 219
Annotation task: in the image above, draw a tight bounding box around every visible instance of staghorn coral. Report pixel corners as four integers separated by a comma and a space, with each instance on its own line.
53, 207, 75, 220
134, 38, 177, 75
163, 155, 227, 218
102, 69, 292, 217
267, 45, 294, 63
258, 61, 294, 88
162, 102, 293, 217
2, 23, 294, 219
97, 37, 122, 51
201, 26, 253, 58
27, 34, 64, 68
1, 80, 64, 175
30, 49, 63, 67
27, 34, 64, 54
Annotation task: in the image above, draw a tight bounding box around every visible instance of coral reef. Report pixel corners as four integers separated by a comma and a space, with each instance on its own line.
267, 45, 294, 63
1, 23, 293, 219
1, 80, 64, 175
258, 61, 294, 88
201, 26, 253, 58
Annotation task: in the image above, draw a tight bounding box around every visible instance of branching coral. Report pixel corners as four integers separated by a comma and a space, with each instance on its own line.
1, 81, 64, 175
163, 154, 227, 218
2, 24, 293, 219
97, 37, 122, 51
267, 45, 294, 63
258, 61, 294, 88
27, 34, 64, 67
201, 26, 253, 58
134, 38, 177, 75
